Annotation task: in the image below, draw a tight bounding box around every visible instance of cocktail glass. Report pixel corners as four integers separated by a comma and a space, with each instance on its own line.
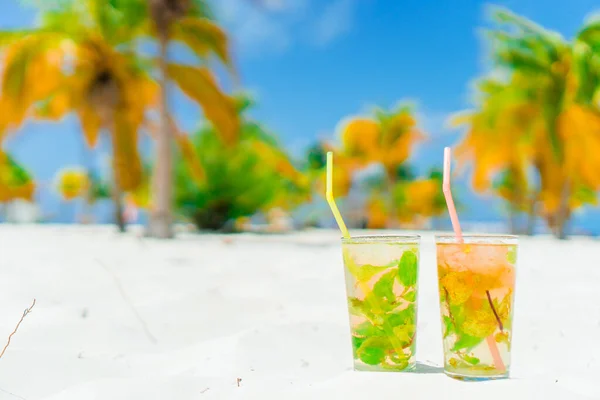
436, 234, 517, 380
341, 235, 420, 372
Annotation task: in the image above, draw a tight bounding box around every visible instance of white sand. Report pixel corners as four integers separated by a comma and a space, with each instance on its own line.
0, 225, 598, 399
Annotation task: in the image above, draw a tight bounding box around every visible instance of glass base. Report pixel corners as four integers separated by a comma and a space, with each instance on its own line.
354, 361, 416, 373
444, 369, 508, 381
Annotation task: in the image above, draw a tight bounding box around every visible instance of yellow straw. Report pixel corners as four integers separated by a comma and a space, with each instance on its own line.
326, 152, 350, 239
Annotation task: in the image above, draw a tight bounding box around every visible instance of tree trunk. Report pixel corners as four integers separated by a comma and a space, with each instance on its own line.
110, 125, 126, 233
81, 183, 94, 225
508, 204, 518, 235
146, 34, 174, 238
112, 181, 126, 233
526, 195, 537, 236
507, 181, 519, 235
385, 170, 399, 229
555, 179, 570, 240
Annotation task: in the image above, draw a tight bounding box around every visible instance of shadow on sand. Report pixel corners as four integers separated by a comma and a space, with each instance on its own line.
414, 362, 444, 374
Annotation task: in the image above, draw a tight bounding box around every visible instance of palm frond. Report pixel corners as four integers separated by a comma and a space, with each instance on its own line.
1, 34, 65, 129
573, 43, 600, 105
485, 30, 557, 66
172, 17, 231, 66
495, 47, 550, 74
167, 63, 239, 145
77, 105, 102, 147
0, 30, 37, 48
490, 6, 565, 46
577, 19, 600, 46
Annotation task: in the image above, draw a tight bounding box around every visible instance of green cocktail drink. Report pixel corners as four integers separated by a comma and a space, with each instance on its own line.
341, 235, 420, 372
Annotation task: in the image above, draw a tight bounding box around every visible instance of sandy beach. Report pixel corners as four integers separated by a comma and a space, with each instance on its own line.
0, 225, 599, 399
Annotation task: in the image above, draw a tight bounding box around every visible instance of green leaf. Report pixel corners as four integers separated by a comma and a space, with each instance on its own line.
398, 251, 418, 287
346, 261, 391, 283
352, 336, 365, 353
452, 334, 484, 351
356, 337, 389, 365
373, 270, 397, 303
347, 298, 374, 319
507, 246, 517, 264
450, 304, 467, 327
402, 290, 417, 303
364, 293, 395, 314
386, 304, 416, 328
393, 324, 416, 348
443, 315, 455, 338
354, 321, 386, 338
463, 354, 480, 365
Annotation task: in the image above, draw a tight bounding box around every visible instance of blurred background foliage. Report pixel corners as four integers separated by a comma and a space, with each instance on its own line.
173, 94, 309, 231
0, 1, 599, 239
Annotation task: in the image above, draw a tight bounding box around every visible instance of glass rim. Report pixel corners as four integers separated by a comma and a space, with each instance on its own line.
341, 234, 421, 244
435, 233, 518, 244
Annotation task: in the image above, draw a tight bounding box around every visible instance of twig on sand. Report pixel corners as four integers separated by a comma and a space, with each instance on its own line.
486, 290, 503, 332
95, 259, 158, 344
0, 386, 28, 400
0, 299, 36, 359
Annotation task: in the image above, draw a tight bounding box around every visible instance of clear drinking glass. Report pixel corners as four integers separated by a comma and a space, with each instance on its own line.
435, 235, 517, 380
341, 235, 420, 372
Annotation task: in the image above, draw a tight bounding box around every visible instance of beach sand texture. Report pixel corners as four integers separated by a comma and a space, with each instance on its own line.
0, 225, 598, 399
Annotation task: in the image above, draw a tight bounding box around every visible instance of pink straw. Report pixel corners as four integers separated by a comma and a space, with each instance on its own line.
442, 147, 505, 372
442, 147, 463, 242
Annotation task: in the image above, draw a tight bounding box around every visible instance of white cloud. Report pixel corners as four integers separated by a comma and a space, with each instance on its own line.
215, 0, 293, 54
214, 0, 358, 56
312, 0, 357, 46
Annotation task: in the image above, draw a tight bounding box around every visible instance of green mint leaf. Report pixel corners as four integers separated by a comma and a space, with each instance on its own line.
344, 251, 391, 282
357, 337, 389, 365
443, 315, 455, 338
373, 270, 397, 303
449, 304, 466, 327
507, 246, 517, 264
452, 333, 484, 351
393, 324, 416, 348
402, 290, 417, 303
354, 321, 386, 338
348, 298, 370, 318
398, 251, 418, 287
387, 304, 416, 328
463, 354, 480, 365
352, 335, 365, 353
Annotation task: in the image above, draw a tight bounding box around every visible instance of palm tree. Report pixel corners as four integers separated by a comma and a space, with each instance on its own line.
0, 0, 158, 232
340, 103, 424, 227
451, 76, 538, 234
455, 7, 600, 238
341, 104, 424, 185
132, 0, 240, 238
173, 94, 306, 231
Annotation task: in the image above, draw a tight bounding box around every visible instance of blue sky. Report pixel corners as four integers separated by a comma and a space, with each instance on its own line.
1, 0, 600, 231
